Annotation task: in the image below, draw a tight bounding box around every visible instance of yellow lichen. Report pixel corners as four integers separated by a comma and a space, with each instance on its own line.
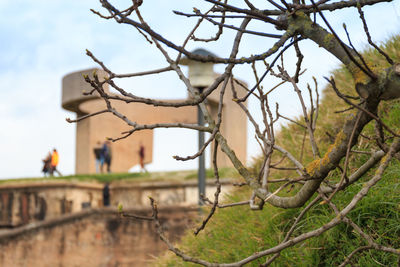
306, 131, 347, 176
306, 158, 321, 176
324, 131, 346, 162
320, 145, 333, 167
333, 130, 346, 148
379, 154, 389, 166
348, 63, 369, 85
348, 60, 381, 86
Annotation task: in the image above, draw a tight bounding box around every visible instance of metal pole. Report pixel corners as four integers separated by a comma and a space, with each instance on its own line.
197, 88, 206, 206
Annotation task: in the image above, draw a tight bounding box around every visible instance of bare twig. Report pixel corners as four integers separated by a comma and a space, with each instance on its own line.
194, 140, 221, 235
310, 0, 377, 80
293, 36, 304, 83
237, 36, 302, 103
357, 3, 394, 65
278, 67, 320, 158
66, 109, 109, 123
342, 23, 375, 75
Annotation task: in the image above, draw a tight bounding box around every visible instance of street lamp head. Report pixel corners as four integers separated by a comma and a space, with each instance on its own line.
179, 48, 218, 88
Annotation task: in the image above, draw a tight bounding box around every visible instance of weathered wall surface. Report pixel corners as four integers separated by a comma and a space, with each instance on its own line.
0, 179, 234, 227
0, 182, 103, 227
111, 179, 234, 208
0, 207, 197, 267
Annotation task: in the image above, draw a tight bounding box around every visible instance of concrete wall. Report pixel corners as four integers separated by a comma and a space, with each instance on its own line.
0, 179, 234, 227
62, 68, 109, 116
0, 182, 103, 227
0, 207, 197, 267
111, 179, 234, 208
77, 100, 196, 174
207, 74, 248, 167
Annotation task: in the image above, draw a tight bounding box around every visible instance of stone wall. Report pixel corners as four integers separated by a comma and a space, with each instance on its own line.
0, 207, 197, 267
0, 179, 234, 227
0, 182, 103, 227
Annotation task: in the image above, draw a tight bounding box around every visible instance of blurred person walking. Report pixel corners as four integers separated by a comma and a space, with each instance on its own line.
50, 148, 62, 176
93, 141, 104, 173
42, 152, 52, 177
138, 142, 147, 173
102, 141, 112, 173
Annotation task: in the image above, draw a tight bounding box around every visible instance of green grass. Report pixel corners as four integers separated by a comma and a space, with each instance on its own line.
156, 163, 400, 266
0, 172, 148, 184
0, 167, 240, 184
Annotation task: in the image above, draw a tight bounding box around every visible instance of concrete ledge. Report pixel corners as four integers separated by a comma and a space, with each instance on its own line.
0, 181, 104, 191
111, 177, 236, 190
62, 68, 109, 114
0, 177, 237, 191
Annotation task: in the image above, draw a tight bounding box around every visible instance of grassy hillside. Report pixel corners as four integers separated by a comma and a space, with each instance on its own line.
155, 35, 400, 266
158, 169, 399, 266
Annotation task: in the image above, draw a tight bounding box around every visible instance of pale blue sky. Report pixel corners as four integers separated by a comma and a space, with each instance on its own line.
0, 1, 399, 178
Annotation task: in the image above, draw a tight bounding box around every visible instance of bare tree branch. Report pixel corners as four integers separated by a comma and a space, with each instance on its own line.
76, 1, 400, 265
357, 3, 394, 65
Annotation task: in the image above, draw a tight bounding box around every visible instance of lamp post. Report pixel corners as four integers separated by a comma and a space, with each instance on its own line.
180, 48, 217, 205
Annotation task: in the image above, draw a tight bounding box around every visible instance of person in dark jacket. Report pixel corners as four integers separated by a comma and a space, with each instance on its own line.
93, 141, 103, 173
102, 141, 112, 173
42, 152, 52, 177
